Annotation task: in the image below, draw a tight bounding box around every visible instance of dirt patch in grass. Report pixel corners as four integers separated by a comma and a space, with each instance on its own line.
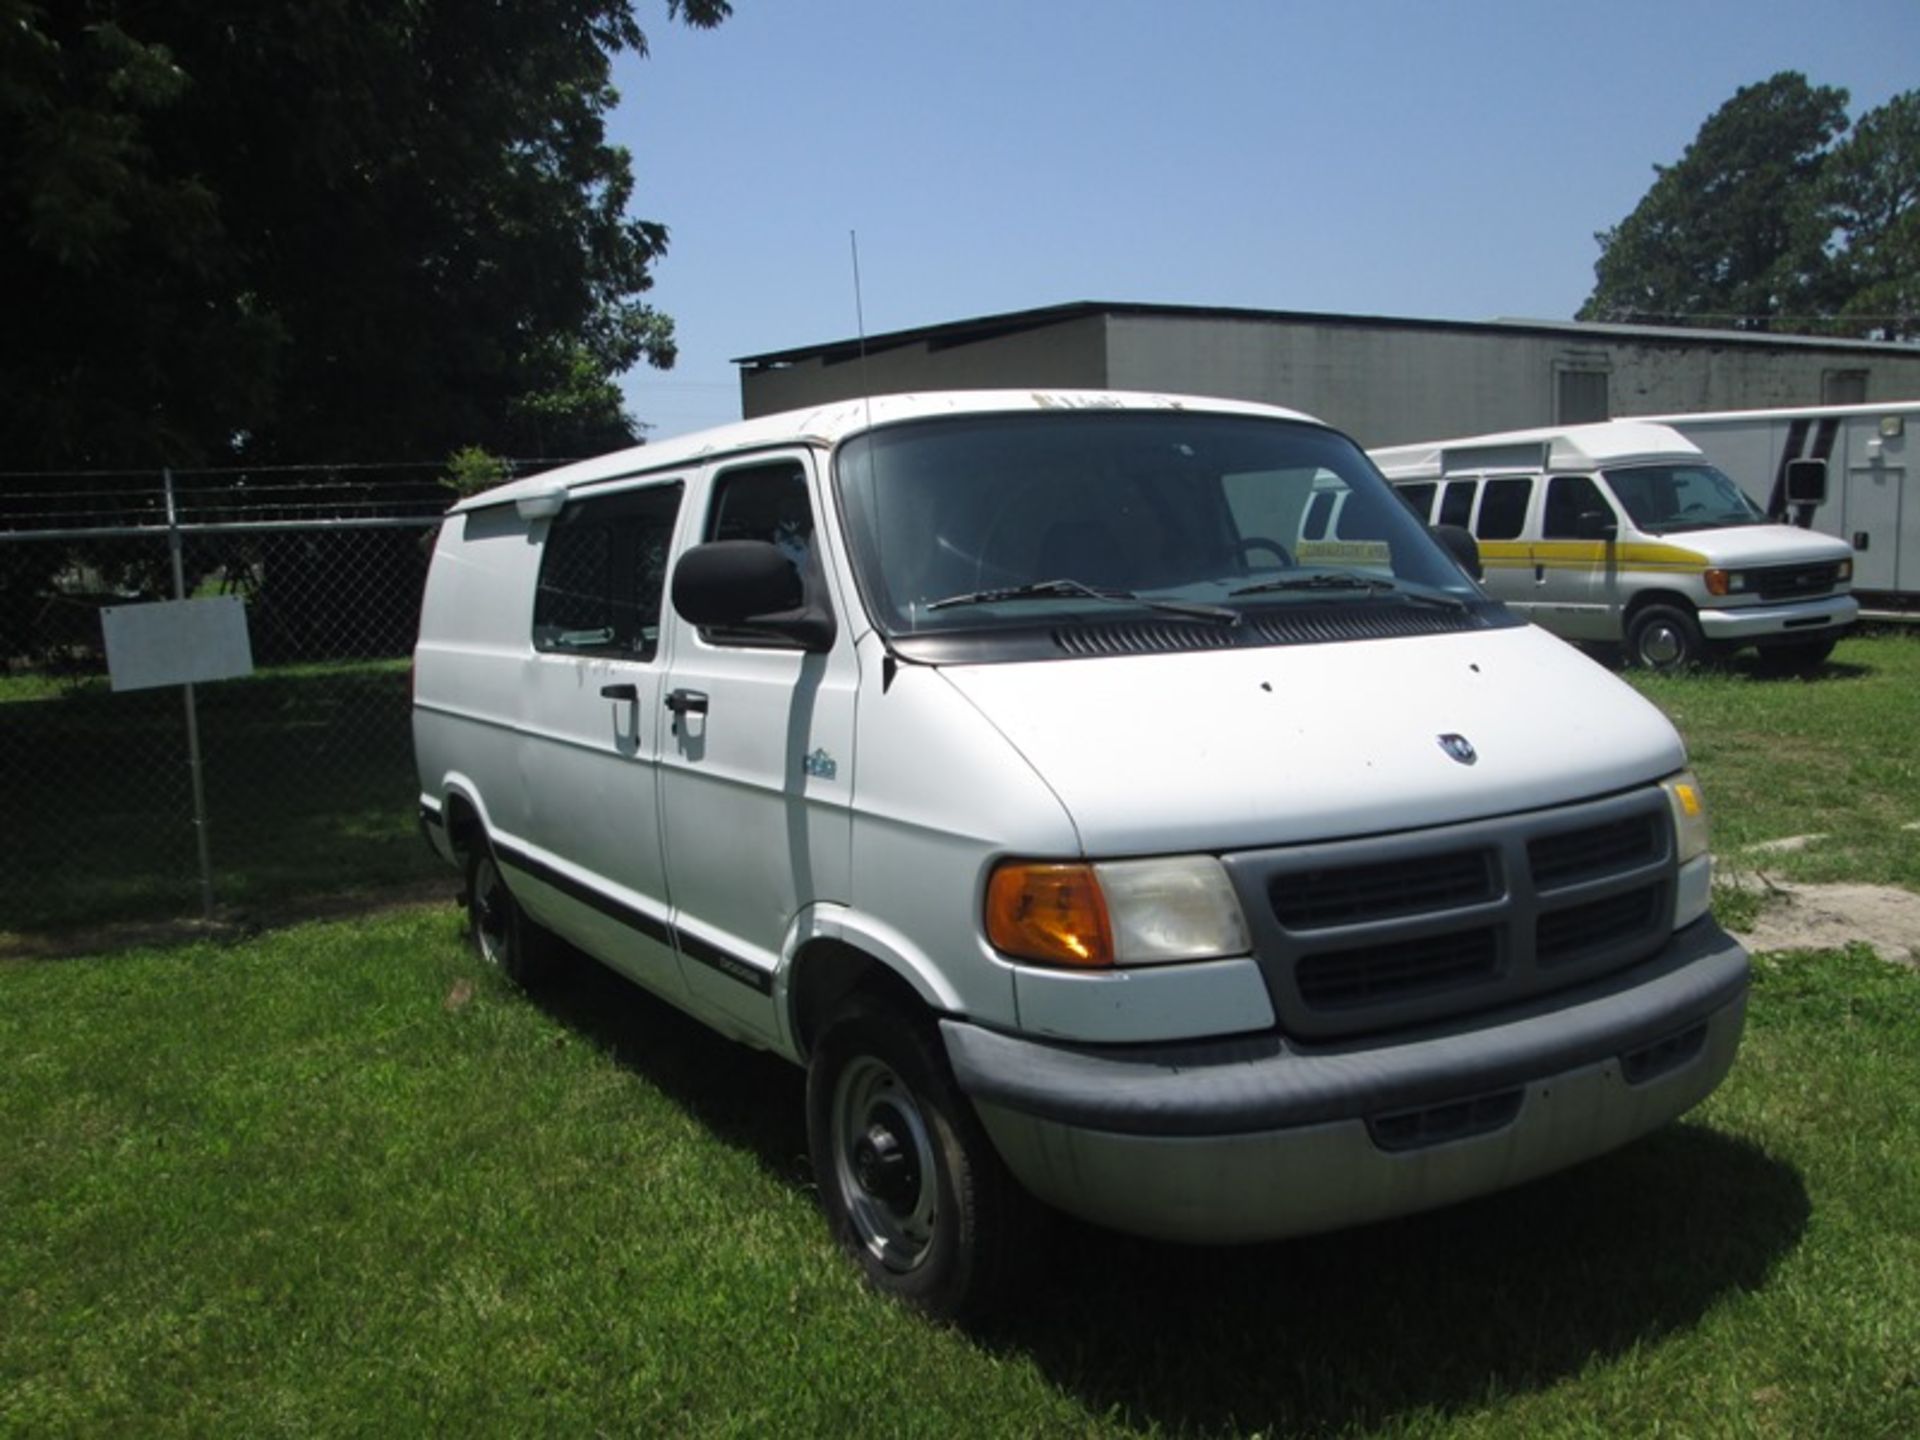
1722, 873, 1920, 966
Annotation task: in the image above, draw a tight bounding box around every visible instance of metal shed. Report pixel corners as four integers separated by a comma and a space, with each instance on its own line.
736, 301, 1920, 448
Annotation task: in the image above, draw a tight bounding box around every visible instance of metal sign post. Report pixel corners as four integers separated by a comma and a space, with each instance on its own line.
163, 468, 218, 922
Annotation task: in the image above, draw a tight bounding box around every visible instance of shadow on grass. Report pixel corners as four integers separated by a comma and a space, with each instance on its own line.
977, 1124, 1807, 1435
528, 946, 813, 1185
530, 948, 1809, 1436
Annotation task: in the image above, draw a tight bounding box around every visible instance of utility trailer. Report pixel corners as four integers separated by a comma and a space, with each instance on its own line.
1628, 402, 1920, 616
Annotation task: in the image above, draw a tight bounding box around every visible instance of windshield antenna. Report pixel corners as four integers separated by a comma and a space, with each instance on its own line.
850, 229, 875, 433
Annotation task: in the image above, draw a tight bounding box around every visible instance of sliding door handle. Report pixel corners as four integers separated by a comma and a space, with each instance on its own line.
665, 688, 709, 716
599, 683, 638, 702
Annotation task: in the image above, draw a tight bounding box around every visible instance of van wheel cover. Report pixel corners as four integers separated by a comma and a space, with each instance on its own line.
830, 1056, 938, 1273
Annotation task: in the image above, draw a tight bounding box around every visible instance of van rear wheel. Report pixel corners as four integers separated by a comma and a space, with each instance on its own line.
464, 843, 557, 987
1627, 604, 1706, 671
807, 1001, 1032, 1320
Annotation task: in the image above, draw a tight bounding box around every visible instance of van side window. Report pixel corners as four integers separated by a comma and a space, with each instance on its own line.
1393, 483, 1436, 522
1475, 478, 1531, 540
532, 483, 683, 660
1438, 480, 1476, 528
702, 460, 821, 647
1543, 475, 1607, 539
710, 461, 814, 564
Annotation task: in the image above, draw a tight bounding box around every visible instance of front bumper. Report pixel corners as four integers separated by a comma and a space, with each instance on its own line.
941, 918, 1748, 1243
1699, 593, 1857, 642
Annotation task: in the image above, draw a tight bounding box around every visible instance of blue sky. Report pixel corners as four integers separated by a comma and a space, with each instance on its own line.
608, 0, 1920, 438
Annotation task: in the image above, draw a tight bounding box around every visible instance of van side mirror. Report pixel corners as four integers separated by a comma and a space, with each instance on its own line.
1785, 458, 1828, 506
671, 540, 836, 651
1428, 523, 1482, 581
1576, 509, 1618, 541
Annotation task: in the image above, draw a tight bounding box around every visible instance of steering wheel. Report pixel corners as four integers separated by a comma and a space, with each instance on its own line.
1235, 537, 1294, 568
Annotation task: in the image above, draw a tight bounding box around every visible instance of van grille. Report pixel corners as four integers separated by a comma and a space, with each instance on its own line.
1752, 562, 1841, 601
1271, 848, 1496, 929
1297, 928, 1500, 1008
1222, 788, 1677, 1039
1530, 814, 1660, 889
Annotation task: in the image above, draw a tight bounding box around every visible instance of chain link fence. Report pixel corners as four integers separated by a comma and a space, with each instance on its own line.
0, 462, 560, 936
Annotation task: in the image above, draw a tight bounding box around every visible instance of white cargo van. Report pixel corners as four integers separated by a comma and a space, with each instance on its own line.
414, 390, 1749, 1317
1371, 422, 1858, 672
1631, 401, 1920, 614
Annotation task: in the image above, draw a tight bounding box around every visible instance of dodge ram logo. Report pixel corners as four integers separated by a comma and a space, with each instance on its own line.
1438, 733, 1478, 766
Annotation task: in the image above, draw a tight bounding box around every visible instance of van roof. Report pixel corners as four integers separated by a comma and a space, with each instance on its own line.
450, 388, 1324, 514
1627, 399, 1920, 427
1369, 421, 1701, 481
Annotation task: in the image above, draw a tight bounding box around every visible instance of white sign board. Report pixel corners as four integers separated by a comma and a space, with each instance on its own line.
101, 596, 255, 692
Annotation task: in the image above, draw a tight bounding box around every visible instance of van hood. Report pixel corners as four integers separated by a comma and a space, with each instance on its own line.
938, 625, 1685, 856
1655, 524, 1854, 567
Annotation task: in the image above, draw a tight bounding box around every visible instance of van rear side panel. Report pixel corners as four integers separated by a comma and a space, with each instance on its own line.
413, 506, 544, 847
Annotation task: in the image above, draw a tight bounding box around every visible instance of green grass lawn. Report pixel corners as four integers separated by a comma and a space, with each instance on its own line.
1625, 628, 1920, 891
3, 634, 1917, 1435
1, 910, 1915, 1437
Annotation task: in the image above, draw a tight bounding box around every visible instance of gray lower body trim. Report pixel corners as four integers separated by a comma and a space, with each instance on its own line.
940, 917, 1746, 1138
941, 919, 1748, 1244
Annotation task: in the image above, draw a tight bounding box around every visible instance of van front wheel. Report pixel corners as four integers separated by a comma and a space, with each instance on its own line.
807, 1003, 1030, 1320
1627, 604, 1706, 671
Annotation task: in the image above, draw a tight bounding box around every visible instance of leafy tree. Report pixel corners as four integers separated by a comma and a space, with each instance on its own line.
1825, 90, 1920, 340
0, 0, 731, 472
1578, 72, 1851, 330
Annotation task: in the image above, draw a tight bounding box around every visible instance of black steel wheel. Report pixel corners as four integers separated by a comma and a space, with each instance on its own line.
807, 1001, 1032, 1320
1627, 603, 1707, 671
463, 842, 556, 987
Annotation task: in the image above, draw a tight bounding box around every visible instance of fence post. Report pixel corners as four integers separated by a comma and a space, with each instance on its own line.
163, 468, 218, 921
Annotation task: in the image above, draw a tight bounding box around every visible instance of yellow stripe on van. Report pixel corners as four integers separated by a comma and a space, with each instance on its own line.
1476, 540, 1707, 572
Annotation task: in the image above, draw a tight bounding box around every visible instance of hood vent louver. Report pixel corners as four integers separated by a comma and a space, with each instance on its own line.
1052, 604, 1480, 658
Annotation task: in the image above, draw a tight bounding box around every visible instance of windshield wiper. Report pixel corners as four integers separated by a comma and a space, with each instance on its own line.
926, 577, 1240, 625
1230, 571, 1468, 611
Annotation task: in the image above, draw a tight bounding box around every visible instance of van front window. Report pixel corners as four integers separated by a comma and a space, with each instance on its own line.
834, 410, 1491, 653
1603, 464, 1765, 534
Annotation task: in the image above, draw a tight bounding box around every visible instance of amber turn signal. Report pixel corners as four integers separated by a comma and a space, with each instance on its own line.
985, 862, 1114, 967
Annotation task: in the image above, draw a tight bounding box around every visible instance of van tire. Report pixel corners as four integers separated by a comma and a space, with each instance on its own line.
1626, 604, 1705, 671
1754, 638, 1837, 676
464, 843, 557, 987
807, 1001, 1032, 1320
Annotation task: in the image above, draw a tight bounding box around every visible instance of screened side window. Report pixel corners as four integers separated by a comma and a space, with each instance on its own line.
1475, 477, 1531, 540
1438, 480, 1477, 527
532, 483, 683, 660
701, 459, 821, 648
1542, 475, 1608, 539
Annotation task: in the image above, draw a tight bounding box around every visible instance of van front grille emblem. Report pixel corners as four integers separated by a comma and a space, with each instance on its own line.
1438, 734, 1478, 766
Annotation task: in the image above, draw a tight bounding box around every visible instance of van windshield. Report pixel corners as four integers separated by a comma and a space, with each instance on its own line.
1602, 463, 1766, 534
834, 410, 1486, 648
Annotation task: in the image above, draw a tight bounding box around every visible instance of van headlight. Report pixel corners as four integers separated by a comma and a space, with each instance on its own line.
986, 855, 1250, 967
1661, 770, 1710, 866
1703, 569, 1749, 596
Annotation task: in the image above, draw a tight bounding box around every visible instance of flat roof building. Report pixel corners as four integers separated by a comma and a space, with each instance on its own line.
735, 301, 1920, 448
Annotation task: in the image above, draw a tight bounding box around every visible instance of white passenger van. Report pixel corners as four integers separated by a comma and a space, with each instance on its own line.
1371, 422, 1857, 672
415, 391, 1749, 1317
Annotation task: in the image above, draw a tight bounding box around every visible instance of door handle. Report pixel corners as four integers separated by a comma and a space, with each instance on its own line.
600, 683, 638, 701
665, 688, 709, 716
